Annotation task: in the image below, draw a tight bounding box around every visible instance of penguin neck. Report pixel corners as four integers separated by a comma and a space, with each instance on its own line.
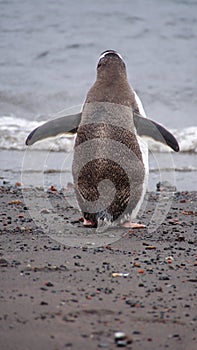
96, 69, 127, 84
86, 75, 139, 109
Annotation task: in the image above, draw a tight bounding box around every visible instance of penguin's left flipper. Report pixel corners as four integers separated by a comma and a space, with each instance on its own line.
134, 112, 179, 152
26, 112, 82, 146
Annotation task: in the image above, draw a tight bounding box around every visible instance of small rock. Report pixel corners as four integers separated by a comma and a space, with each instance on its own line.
145, 245, 157, 250
9, 199, 23, 205
165, 256, 174, 264
63, 315, 76, 323
15, 182, 23, 187
159, 275, 170, 281
116, 340, 127, 347
44, 281, 54, 287
50, 185, 57, 192
40, 208, 51, 214
98, 343, 109, 348
114, 331, 132, 346
112, 273, 129, 277
0, 258, 9, 267
115, 332, 126, 340
65, 342, 73, 347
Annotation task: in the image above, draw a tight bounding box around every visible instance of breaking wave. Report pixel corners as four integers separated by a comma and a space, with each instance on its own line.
0, 115, 197, 153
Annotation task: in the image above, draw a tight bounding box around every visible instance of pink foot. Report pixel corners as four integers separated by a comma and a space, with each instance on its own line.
121, 221, 146, 229
83, 218, 96, 227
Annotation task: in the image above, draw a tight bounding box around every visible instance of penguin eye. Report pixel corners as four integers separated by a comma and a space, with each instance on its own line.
97, 61, 102, 68
97, 58, 106, 68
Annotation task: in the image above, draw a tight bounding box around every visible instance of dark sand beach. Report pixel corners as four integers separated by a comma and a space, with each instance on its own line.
0, 185, 196, 350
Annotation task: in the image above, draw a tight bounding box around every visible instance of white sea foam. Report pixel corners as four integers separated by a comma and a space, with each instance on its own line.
0, 115, 73, 152
0, 115, 197, 153
147, 126, 197, 153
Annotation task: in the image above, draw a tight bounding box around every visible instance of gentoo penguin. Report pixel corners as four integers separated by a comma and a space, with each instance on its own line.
26, 50, 179, 228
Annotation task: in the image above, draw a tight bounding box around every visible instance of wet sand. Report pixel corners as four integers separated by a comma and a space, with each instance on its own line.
0, 185, 197, 350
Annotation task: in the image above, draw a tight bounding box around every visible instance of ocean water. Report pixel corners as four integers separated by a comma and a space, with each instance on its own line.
0, 0, 197, 190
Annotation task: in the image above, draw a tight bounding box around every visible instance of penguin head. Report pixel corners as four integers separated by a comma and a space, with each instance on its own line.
97, 50, 127, 80
99, 50, 123, 61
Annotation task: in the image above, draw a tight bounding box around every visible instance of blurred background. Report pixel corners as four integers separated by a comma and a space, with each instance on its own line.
0, 0, 197, 190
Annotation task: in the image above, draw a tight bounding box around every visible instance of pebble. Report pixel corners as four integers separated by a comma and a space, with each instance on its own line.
112, 273, 129, 277
114, 332, 132, 347
15, 182, 23, 187
145, 245, 157, 250
114, 332, 126, 340
133, 330, 141, 334
0, 258, 9, 267
44, 281, 54, 287
40, 208, 51, 214
116, 340, 127, 347
165, 256, 174, 264
65, 342, 73, 347
98, 343, 109, 348
159, 275, 170, 281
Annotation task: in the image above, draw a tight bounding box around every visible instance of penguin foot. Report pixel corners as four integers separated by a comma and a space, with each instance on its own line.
121, 221, 145, 229
83, 218, 97, 227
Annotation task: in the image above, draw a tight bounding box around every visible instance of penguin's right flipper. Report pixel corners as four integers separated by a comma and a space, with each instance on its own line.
134, 112, 179, 152
26, 113, 82, 146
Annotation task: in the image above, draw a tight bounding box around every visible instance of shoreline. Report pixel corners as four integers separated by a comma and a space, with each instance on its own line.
0, 186, 196, 350
1, 149, 197, 192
